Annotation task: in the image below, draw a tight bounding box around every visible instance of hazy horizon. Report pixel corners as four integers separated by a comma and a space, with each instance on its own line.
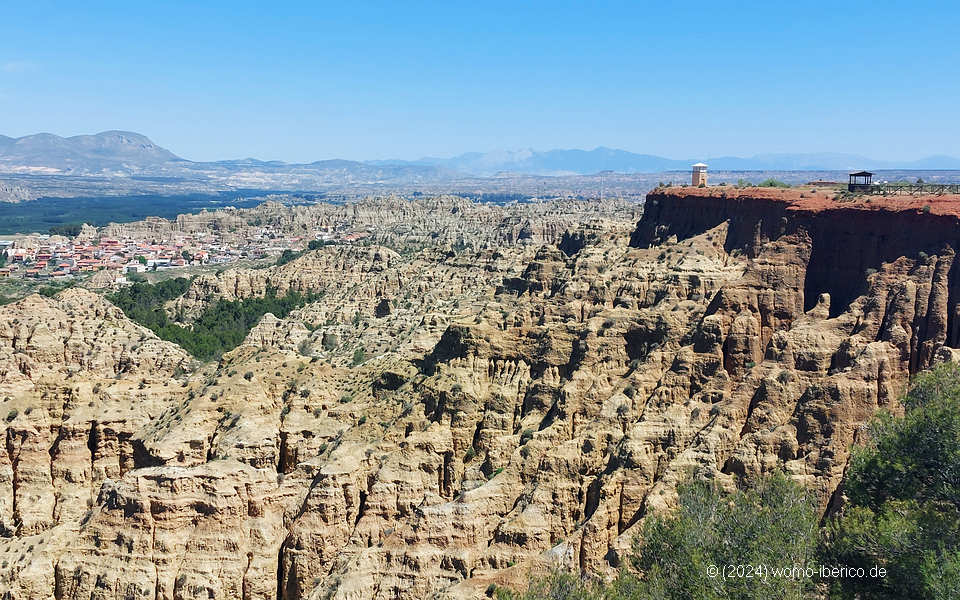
5, 130, 960, 169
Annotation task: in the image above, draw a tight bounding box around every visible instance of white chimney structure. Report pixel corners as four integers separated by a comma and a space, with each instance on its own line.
692, 163, 708, 186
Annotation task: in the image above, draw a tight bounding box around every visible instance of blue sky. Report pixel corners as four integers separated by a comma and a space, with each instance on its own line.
1, 1, 958, 162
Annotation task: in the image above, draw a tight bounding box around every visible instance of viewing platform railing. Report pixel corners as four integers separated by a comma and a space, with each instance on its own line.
850, 183, 960, 195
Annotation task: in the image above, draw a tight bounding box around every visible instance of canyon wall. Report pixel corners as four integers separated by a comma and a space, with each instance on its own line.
1, 189, 959, 599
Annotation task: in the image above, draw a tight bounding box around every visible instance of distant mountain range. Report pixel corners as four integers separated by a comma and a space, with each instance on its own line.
376, 148, 960, 175
0, 131, 182, 174
0, 132, 450, 184
1, 131, 959, 178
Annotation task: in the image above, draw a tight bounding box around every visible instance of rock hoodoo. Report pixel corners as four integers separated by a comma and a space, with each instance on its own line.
2, 189, 959, 599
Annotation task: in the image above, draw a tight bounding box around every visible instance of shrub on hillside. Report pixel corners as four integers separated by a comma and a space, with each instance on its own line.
500, 472, 819, 600
822, 361, 960, 600
109, 279, 320, 361
758, 178, 790, 188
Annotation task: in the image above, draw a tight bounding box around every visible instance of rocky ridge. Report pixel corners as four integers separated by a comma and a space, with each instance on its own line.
0, 181, 34, 203
101, 196, 639, 252
1, 189, 958, 599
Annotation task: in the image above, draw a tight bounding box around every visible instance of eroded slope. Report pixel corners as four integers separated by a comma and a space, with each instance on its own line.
2, 190, 957, 599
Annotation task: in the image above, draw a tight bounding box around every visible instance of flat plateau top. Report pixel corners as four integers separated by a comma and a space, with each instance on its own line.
656, 186, 960, 217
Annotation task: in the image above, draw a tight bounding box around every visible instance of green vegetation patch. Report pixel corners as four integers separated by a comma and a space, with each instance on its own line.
500, 472, 818, 599
48, 223, 85, 237
758, 178, 791, 188
504, 361, 960, 599
38, 280, 79, 297
0, 193, 277, 235
276, 239, 332, 266
109, 278, 320, 361
822, 361, 960, 600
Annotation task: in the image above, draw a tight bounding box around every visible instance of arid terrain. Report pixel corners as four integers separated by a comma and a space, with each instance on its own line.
1, 187, 958, 599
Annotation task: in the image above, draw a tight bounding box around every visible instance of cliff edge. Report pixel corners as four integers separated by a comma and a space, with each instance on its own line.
635, 186, 960, 361
2, 191, 959, 599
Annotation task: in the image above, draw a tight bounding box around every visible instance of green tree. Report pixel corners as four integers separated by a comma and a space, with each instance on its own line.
352, 347, 366, 366
48, 223, 83, 237
109, 279, 320, 361
634, 473, 819, 600
38, 281, 76, 297
276, 249, 299, 266
758, 178, 790, 188
822, 361, 960, 600
496, 570, 620, 599
505, 473, 820, 600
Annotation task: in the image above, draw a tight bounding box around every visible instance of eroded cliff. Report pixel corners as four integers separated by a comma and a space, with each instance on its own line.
1, 189, 958, 599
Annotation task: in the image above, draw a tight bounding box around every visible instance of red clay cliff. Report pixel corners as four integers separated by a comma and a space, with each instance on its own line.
634, 186, 960, 356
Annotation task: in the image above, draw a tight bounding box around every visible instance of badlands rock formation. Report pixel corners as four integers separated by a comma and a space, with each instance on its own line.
100, 195, 639, 253
1, 189, 958, 599
0, 181, 34, 204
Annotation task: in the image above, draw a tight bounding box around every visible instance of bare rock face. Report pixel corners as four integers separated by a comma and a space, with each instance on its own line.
0, 288, 193, 581
0, 288, 191, 396
53, 463, 298, 600
0, 181, 34, 203
3, 190, 959, 599
168, 245, 402, 321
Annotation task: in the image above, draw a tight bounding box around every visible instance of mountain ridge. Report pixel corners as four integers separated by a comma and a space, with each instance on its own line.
380, 147, 960, 174
2, 130, 960, 177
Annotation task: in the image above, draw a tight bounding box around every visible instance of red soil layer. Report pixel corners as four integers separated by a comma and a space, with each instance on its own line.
632, 186, 960, 328
658, 185, 960, 218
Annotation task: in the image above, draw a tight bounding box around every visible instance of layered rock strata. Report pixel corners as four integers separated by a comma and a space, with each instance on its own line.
2, 189, 958, 599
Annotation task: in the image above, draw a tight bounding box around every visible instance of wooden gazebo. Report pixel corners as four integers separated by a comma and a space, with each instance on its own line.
848, 171, 874, 192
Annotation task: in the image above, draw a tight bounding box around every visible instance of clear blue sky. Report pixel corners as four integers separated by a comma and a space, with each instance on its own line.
2, 1, 957, 162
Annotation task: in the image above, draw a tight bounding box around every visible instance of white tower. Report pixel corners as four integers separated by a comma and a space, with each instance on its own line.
692, 163, 708, 186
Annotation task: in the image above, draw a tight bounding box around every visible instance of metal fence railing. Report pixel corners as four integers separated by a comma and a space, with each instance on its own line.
850, 183, 960, 195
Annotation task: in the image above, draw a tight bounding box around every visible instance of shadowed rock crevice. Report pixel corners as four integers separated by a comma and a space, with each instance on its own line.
636, 188, 960, 369
7, 190, 960, 599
